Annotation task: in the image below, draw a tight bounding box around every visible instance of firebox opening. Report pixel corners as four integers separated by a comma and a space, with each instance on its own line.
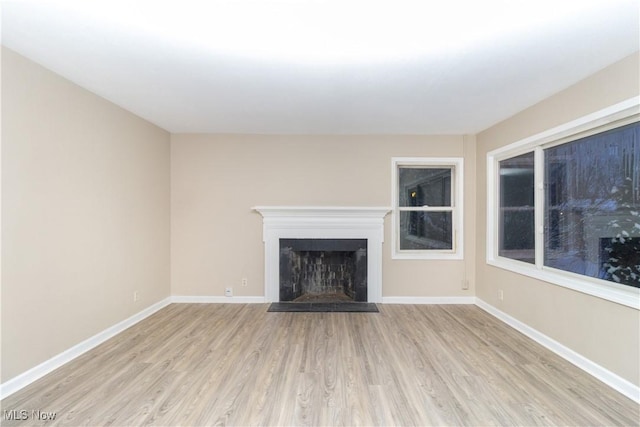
279, 239, 367, 302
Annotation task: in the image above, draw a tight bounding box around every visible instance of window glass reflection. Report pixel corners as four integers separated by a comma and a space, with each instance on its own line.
499, 152, 535, 264
399, 168, 451, 207
400, 211, 452, 250
544, 122, 640, 288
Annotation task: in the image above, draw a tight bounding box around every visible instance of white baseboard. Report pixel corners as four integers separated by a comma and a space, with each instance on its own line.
0, 297, 172, 400
175, 296, 474, 305
171, 295, 266, 304
382, 296, 476, 304
475, 298, 640, 403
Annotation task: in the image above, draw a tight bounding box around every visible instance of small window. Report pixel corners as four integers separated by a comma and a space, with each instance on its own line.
392, 158, 463, 259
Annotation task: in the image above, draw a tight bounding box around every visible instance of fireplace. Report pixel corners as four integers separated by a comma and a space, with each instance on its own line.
253, 206, 390, 302
279, 238, 367, 302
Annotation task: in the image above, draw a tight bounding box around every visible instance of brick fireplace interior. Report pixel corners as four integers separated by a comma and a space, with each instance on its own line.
279, 239, 368, 303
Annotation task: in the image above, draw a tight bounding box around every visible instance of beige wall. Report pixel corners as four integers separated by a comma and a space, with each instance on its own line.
475, 53, 640, 386
1, 48, 171, 382
171, 134, 476, 299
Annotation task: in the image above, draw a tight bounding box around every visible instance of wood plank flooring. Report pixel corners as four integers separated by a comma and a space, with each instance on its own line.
2, 304, 638, 426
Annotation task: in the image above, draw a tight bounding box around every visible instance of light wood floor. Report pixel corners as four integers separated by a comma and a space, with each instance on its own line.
2, 304, 638, 426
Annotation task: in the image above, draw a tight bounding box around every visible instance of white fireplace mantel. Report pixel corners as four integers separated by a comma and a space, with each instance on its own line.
253, 206, 391, 302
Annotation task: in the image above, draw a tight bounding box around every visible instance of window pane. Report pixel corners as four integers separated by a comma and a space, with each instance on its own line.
399, 211, 452, 250
499, 152, 535, 264
544, 122, 640, 288
399, 168, 452, 207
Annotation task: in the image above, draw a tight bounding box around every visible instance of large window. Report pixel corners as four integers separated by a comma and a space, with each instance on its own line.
544, 123, 639, 287
487, 98, 639, 308
392, 157, 463, 259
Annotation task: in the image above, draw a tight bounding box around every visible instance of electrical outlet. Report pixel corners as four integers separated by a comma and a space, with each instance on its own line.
133, 291, 139, 302
241, 277, 248, 287
498, 289, 504, 301
225, 287, 233, 297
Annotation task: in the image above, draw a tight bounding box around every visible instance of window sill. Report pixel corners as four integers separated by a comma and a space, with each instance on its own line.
393, 251, 463, 260
487, 256, 640, 309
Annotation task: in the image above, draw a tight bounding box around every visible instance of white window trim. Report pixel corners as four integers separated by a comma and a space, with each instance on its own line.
486, 97, 640, 309
391, 157, 464, 260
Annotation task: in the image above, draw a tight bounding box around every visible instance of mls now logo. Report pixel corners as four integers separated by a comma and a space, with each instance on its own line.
3, 410, 28, 420
4, 409, 57, 421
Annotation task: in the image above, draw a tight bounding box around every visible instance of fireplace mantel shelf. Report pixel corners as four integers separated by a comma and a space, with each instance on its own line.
253, 206, 391, 218
253, 206, 390, 303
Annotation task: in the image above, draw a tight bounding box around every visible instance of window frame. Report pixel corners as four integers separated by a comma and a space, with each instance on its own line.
391, 157, 464, 260
486, 97, 640, 309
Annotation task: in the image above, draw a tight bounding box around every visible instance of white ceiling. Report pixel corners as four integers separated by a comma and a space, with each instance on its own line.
2, 0, 639, 134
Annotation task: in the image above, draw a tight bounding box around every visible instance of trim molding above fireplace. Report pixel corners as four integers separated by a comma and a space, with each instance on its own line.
253, 206, 391, 302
